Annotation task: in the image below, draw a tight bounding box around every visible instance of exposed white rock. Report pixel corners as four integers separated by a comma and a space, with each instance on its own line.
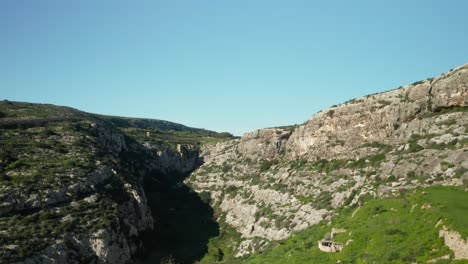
439, 226, 468, 260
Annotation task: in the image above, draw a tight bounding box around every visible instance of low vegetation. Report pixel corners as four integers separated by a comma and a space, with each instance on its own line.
103, 115, 236, 151
245, 186, 467, 263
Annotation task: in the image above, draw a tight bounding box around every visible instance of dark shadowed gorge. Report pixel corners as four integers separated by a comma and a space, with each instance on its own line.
136, 170, 220, 264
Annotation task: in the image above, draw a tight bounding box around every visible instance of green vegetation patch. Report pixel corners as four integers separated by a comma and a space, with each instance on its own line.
200, 216, 244, 263
419, 106, 468, 119
259, 159, 279, 172
242, 186, 467, 263
287, 153, 388, 174
424, 186, 468, 237
120, 127, 234, 151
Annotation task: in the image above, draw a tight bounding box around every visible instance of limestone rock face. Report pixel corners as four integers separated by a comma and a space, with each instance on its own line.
431, 66, 468, 109
285, 63, 468, 161
439, 225, 468, 260
187, 64, 468, 257
237, 128, 292, 160
155, 144, 201, 175
96, 123, 128, 155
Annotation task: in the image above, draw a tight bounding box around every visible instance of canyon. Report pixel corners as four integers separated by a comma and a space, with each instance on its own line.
0, 63, 467, 263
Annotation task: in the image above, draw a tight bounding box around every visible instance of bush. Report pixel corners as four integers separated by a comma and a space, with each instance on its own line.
6, 160, 29, 170
315, 159, 348, 172
387, 175, 396, 182
368, 153, 386, 164
38, 211, 53, 221
260, 159, 278, 172
221, 163, 231, 173
408, 142, 424, 153
42, 129, 56, 136
454, 167, 468, 178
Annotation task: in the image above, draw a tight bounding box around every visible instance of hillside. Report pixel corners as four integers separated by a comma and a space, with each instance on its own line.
0, 63, 467, 264
186, 64, 468, 263
246, 186, 468, 263
0, 101, 233, 263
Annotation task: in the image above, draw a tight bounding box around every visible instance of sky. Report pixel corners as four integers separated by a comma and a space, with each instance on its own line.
1, 1, 467, 136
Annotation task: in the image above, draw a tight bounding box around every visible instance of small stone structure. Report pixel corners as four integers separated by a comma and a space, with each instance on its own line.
318, 228, 346, 253
318, 240, 343, 253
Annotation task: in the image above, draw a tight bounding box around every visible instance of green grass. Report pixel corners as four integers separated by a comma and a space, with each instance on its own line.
0, 100, 84, 120
424, 186, 468, 238
242, 186, 468, 263
102, 114, 236, 150
200, 220, 243, 264
120, 127, 234, 151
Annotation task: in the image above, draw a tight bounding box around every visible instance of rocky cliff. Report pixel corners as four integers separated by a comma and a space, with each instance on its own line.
285, 63, 468, 161
0, 111, 152, 263
186, 64, 468, 259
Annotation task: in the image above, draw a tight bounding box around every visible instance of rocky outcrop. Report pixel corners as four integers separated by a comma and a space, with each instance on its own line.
237, 128, 292, 160
153, 144, 201, 175
431, 67, 468, 109
285, 64, 468, 161
214, 64, 468, 169
437, 221, 468, 260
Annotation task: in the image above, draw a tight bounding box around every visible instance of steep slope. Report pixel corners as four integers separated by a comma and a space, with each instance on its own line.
246, 186, 468, 263
0, 101, 155, 263
0, 101, 233, 263
186, 64, 468, 262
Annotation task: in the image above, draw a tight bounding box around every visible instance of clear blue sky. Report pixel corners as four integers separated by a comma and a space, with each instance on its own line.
1, 0, 467, 135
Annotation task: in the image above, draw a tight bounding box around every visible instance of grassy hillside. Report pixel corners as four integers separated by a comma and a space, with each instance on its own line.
101, 115, 236, 150
241, 186, 467, 264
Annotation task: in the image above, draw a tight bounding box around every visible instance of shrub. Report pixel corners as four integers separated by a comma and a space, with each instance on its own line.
368, 153, 386, 164
42, 129, 56, 136
221, 163, 231, 173
437, 119, 456, 126
314, 159, 347, 172
440, 161, 455, 168
454, 167, 468, 178
38, 211, 53, 221
225, 185, 239, 198
386, 175, 396, 182
377, 100, 392, 107
6, 160, 29, 170
406, 171, 416, 179
314, 191, 332, 209
408, 142, 424, 153
260, 159, 278, 172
